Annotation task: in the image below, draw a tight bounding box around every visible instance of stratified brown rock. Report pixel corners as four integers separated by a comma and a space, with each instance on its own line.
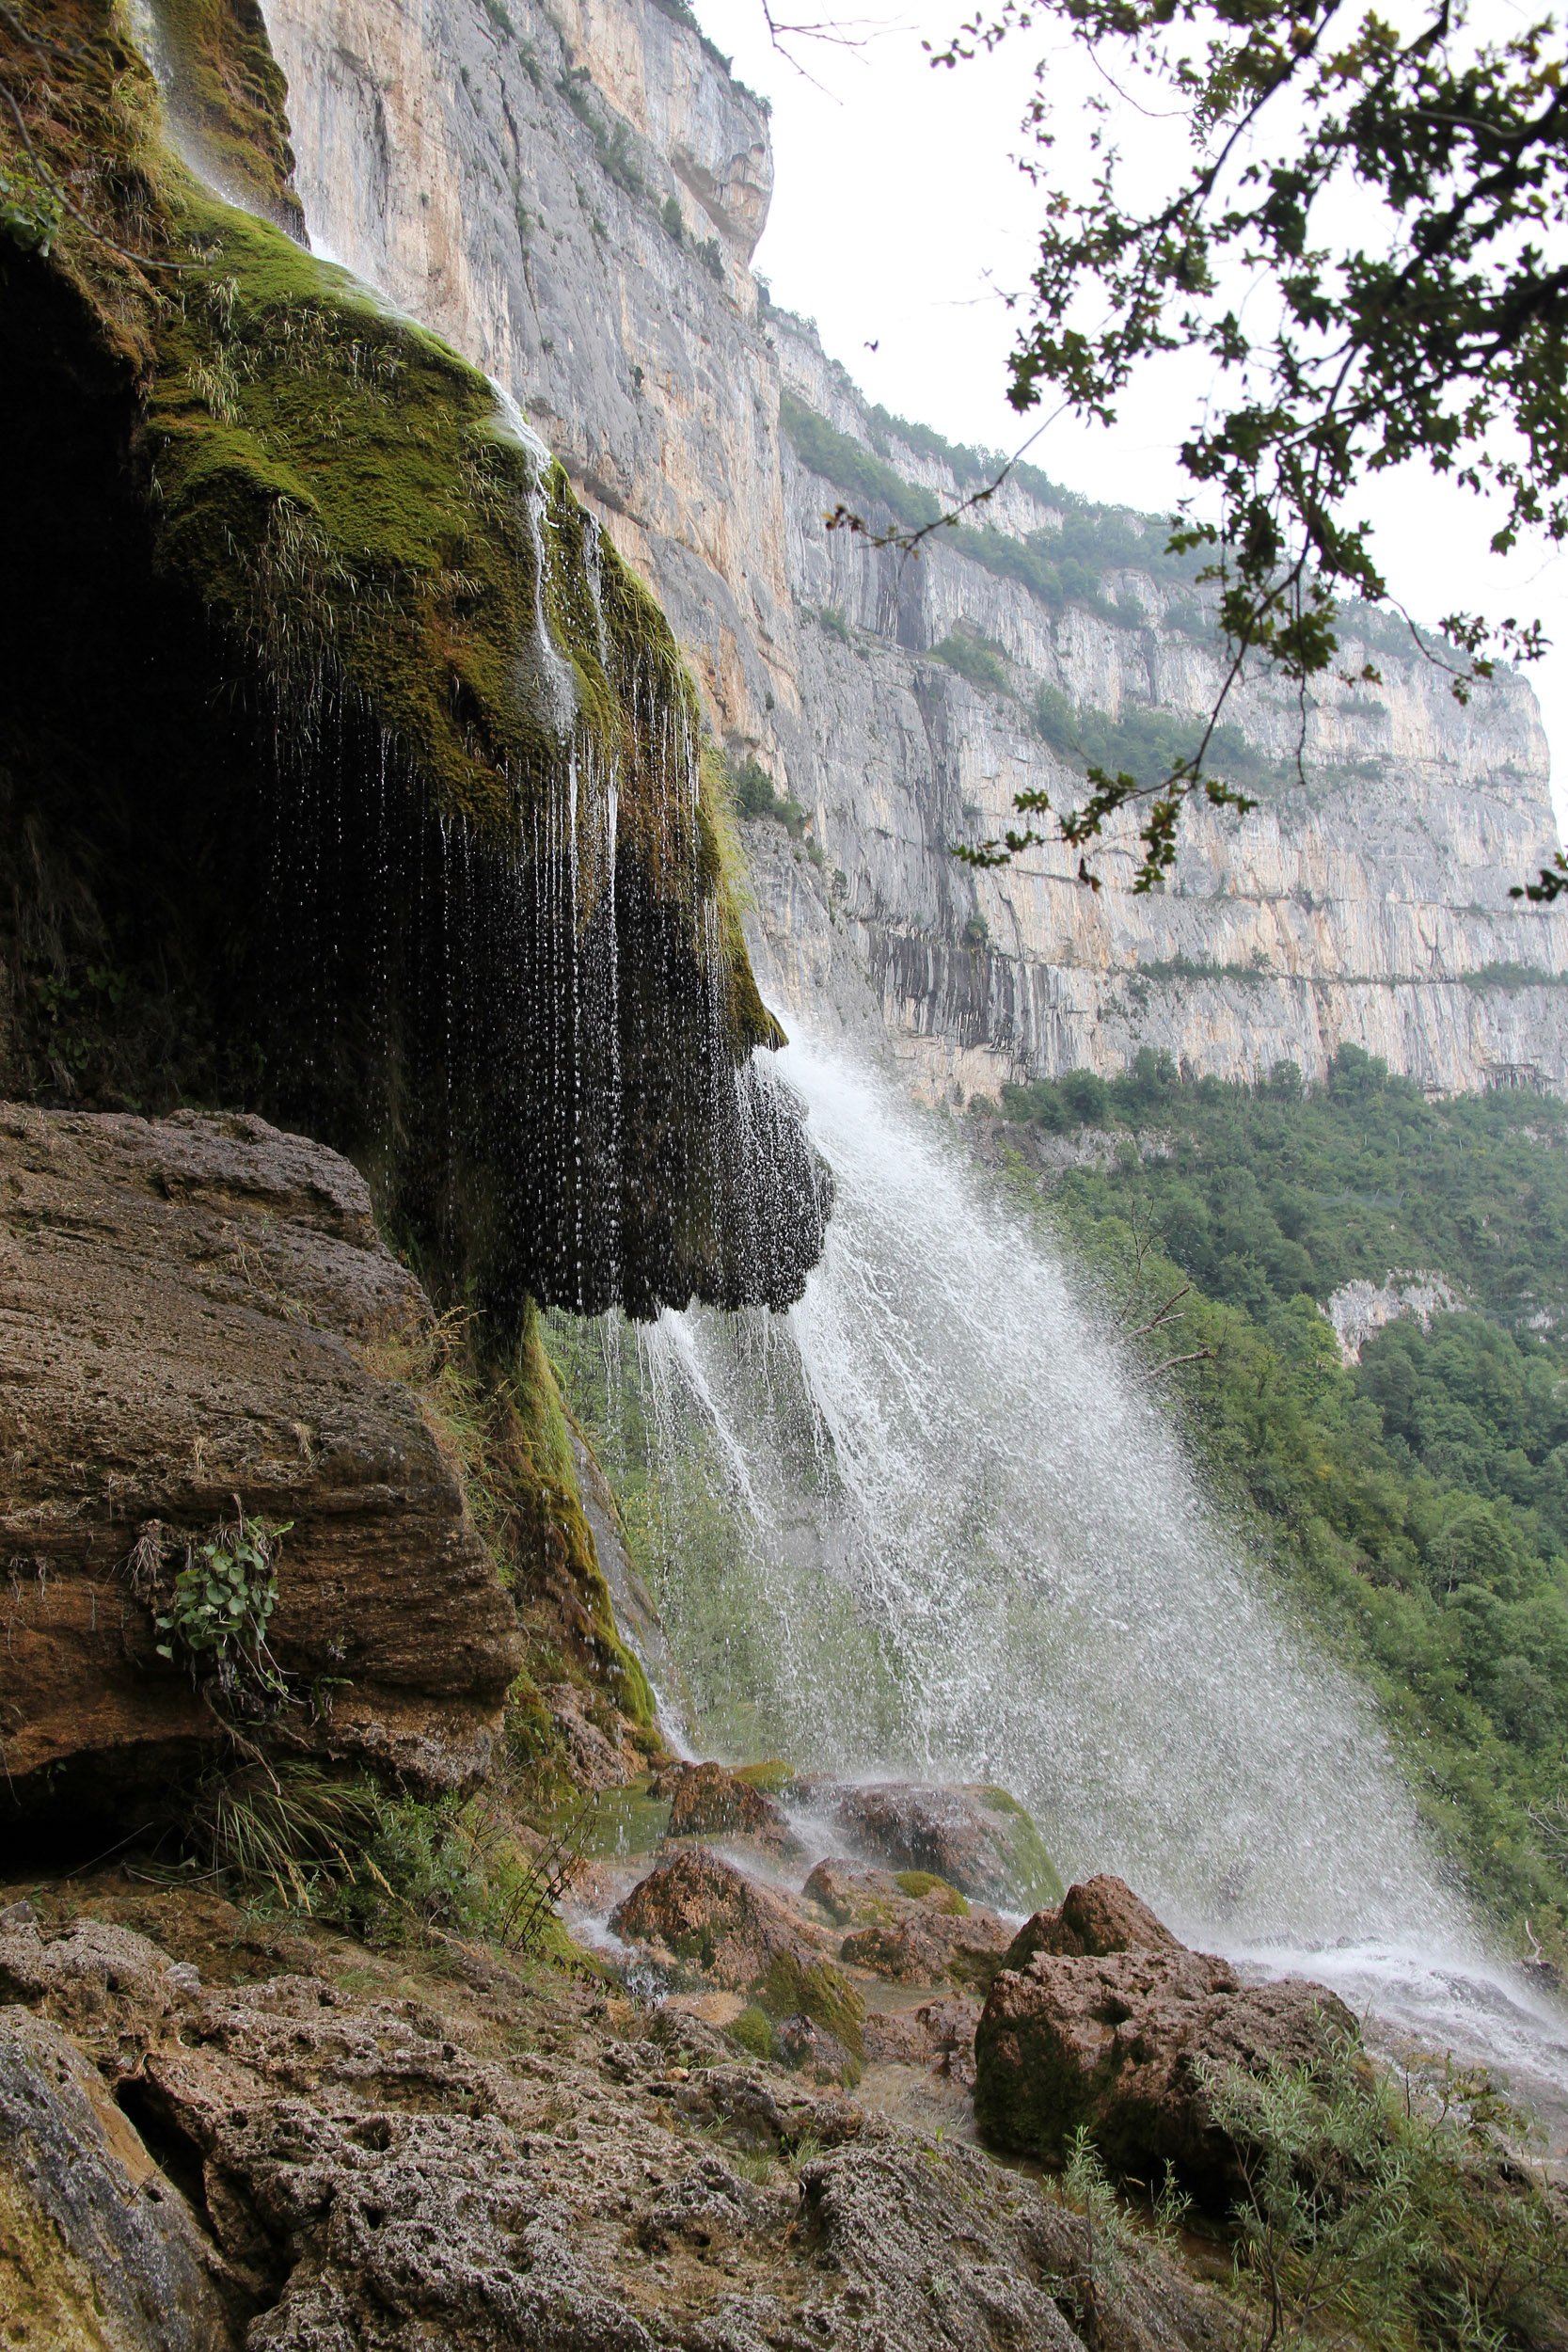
1005, 1876, 1183, 1971
975, 1938, 1357, 2204
0, 1108, 522, 1829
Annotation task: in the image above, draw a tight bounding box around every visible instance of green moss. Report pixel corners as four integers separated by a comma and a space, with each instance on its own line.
147, 0, 302, 229
505, 1309, 657, 1733
894, 1869, 969, 1915
1, 1, 823, 1333
755, 1950, 864, 2057
727, 2003, 777, 2060
733, 1758, 796, 1797
975, 1787, 1066, 1908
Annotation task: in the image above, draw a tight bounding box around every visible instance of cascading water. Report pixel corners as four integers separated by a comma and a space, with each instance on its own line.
566, 1028, 1568, 2136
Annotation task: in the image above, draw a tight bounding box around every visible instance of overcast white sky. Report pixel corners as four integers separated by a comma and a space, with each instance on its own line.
696, 0, 1568, 838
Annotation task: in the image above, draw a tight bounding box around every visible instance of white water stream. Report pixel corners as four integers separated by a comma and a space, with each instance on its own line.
614, 1032, 1568, 2140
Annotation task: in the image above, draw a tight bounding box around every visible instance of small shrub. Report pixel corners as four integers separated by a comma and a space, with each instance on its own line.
697, 237, 723, 281
729, 755, 811, 839
929, 630, 1010, 694
659, 192, 684, 244
0, 158, 61, 256
816, 605, 852, 644
1059, 1068, 1112, 1126
1205, 2042, 1568, 2352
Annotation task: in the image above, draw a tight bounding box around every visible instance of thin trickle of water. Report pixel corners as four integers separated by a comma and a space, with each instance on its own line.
489, 380, 578, 739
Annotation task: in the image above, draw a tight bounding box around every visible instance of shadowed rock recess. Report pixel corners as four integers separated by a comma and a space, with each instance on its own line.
0, 0, 825, 1327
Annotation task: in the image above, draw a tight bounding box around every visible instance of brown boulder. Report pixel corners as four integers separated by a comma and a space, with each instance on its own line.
975, 1940, 1357, 2205
657, 1759, 793, 1845
0, 1107, 522, 1835
1005, 1876, 1183, 1970
611, 1851, 864, 2053
610, 1849, 818, 1991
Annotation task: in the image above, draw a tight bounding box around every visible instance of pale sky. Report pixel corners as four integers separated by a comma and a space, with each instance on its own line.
696, 0, 1568, 839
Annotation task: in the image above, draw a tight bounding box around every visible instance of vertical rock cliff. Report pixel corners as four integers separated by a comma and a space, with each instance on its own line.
262, 0, 1568, 1098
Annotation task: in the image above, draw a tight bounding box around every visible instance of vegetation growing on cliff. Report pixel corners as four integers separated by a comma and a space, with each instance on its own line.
0, 0, 815, 1328
780, 386, 1191, 629
982, 1052, 1568, 1948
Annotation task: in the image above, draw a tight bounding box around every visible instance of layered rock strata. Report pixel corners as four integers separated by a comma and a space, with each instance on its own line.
262, 0, 1568, 1100
0, 1107, 521, 1833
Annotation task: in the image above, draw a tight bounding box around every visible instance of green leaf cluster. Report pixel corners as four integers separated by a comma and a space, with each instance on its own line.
931, 0, 1568, 889
154, 1517, 289, 1677
134, 1506, 293, 1711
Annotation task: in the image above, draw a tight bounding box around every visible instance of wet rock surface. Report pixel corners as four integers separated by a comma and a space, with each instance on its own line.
0, 1890, 1244, 2352
657, 1759, 796, 1849
610, 1847, 831, 1991
1005, 1874, 1185, 1969
975, 1889, 1358, 2203
0, 1108, 523, 1830
0, 2002, 238, 2352
805, 1778, 1063, 1907
802, 1854, 1010, 1979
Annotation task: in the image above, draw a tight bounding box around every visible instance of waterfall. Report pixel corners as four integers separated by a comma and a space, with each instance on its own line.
564, 1027, 1568, 2130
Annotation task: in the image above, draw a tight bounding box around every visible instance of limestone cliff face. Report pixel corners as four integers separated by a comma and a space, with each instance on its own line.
262, 0, 1568, 1098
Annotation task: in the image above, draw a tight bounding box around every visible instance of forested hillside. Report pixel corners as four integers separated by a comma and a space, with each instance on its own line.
977, 1053, 1568, 1952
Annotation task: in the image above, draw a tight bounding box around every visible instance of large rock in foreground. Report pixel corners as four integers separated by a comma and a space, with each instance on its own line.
0, 1108, 523, 1836
975, 1882, 1357, 2204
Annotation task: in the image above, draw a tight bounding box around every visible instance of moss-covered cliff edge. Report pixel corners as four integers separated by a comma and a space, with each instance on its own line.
0, 0, 825, 1327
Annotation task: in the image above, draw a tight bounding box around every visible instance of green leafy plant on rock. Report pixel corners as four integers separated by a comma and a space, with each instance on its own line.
127, 1502, 292, 1714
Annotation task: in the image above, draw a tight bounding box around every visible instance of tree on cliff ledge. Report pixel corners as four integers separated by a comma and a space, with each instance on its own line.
902, 0, 1568, 897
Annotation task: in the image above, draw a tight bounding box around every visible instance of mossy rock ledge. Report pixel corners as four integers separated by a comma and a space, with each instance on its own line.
0, 0, 826, 1327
